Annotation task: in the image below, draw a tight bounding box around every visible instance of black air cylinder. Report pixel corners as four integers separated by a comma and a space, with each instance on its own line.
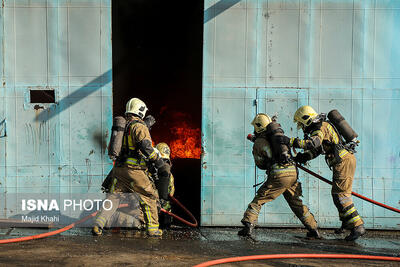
108, 116, 127, 159
327, 110, 358, 142
266, 122, 290, 163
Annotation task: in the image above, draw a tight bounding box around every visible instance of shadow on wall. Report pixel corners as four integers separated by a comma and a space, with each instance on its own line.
34, 69, 112, 122
204, 0, 242, 23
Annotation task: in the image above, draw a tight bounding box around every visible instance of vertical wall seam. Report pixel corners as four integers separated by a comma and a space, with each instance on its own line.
46, 0, 49, 86
265, 0, 268, 88
67, 2, 71, 202
211, 1, 216, 226
99, 3, 103, 189
13, 0, 18, 209
297, 0, 301, 88
1, 1, 7, 217
372, 0, 376, 228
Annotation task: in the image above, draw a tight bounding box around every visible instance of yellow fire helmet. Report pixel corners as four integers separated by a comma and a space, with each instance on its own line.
293, 105, 318, 130
251, 113, 272, 133
156, 142, 171, 160
125, 98, 148, 119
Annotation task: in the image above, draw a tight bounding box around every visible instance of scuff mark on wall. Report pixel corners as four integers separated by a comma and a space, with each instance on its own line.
86, 158, 92, 191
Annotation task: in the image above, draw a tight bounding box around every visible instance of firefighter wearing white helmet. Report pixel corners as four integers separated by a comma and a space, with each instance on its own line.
239, 113, 320, 239
125, 97, 148, 119
155, 142, 175, 228
290, 105, 365, 241
93, 97, 169, 237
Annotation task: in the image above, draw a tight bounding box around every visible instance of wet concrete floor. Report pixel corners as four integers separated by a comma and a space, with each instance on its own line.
0, 227, 399, 266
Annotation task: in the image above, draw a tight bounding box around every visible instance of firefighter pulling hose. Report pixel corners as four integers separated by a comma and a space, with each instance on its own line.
239, 113, 321, 239
247, 108, 400, 241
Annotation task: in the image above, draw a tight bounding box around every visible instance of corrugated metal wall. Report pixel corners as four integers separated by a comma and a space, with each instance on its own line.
202, 0, 400, 229
0, 0, 112, 220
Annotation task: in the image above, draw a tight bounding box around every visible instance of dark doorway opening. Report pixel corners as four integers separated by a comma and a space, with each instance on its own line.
112, 0, 203, 225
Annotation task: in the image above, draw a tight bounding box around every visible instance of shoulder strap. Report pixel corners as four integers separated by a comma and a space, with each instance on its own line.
123, 119, 147, 155
326, 121, 344, 145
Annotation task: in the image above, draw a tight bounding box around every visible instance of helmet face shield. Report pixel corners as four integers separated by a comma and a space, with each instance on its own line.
251, 113, 272, 133
293, 105, 318, 130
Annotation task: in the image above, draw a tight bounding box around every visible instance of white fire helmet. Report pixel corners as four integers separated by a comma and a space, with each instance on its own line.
125, 98, 148, 119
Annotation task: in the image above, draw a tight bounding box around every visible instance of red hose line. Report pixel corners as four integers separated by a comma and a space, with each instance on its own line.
163, 195, 198, 227
0, 210, 99, 244
193, 253, 400, 267
0, 203, 129, 244
297, 164, 400, 214
0, 195, 198, 244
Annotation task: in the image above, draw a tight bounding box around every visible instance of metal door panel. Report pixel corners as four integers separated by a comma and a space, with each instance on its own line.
0, 0, 112, 221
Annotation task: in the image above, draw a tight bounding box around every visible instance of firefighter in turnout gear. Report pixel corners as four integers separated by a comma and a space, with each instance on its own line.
155, 142, 175, 228
92, 98, 170, 237
238, 113, 321, 239
291, 106, 366, 241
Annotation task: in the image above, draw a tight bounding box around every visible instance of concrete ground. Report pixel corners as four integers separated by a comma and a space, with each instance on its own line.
0, 227, 399, 266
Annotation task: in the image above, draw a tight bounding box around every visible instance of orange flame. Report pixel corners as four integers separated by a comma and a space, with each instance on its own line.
169, 123, 201, 159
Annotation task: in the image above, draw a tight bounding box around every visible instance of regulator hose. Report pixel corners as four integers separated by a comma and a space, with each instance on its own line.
193, 254, 400, 267
0, 194, 197, 244
296, 164, 400, 214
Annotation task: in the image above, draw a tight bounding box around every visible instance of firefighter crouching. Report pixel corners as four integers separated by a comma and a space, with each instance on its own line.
92, 98, 170, 237
155, 142, 175, 228
291, 106, 366, 241
238, 113, 321, 239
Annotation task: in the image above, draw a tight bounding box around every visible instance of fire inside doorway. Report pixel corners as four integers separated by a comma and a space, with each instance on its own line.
111, 0, 204, 223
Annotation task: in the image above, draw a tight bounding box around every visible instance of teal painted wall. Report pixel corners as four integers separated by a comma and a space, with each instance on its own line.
202, 0, 400, 229
0, 0, 112, 222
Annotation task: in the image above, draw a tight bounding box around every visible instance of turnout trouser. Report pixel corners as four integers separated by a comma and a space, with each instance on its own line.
242, 166, 318, 231
95, 166, 159, 232
95, 192, 144, 228
331, 153, 363, 229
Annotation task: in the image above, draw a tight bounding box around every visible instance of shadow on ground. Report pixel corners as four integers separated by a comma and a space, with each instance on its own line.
0, 227, 399, 266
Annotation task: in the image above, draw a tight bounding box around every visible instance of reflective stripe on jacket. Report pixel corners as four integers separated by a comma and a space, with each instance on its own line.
124, 119, 150, 168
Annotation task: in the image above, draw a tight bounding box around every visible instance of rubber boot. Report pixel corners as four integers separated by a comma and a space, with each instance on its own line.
345, 224, 366, 241
306, 228, 322, 239
147, 228, 163, 238
238, 222, 254, 237
92, 225, 103, 236
334, 221, 346, 234
334, 227, 345, 234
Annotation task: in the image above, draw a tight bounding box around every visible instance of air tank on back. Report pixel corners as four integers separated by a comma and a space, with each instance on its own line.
327, 110, 358, 143
108, 116, 127, 160
266, 121, 291, 163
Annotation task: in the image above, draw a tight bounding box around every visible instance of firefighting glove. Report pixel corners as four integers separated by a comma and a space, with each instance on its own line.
148, 162, 158, 176
143, 115, 156, 130
290, 137, 302, 148
159, 199, 171, 211
294, 152, 309, 164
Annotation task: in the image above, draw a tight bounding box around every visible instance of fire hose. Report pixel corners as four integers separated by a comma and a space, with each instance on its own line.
0, 194, 197, 244
247, 134, 400, 214
296, 164, 400, 214
193, 254, 400, 267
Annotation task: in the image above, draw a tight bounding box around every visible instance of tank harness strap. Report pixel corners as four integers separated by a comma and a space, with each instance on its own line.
123, 120, 147, 168
111, 125, 125, 132
325, 122, 350, 167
